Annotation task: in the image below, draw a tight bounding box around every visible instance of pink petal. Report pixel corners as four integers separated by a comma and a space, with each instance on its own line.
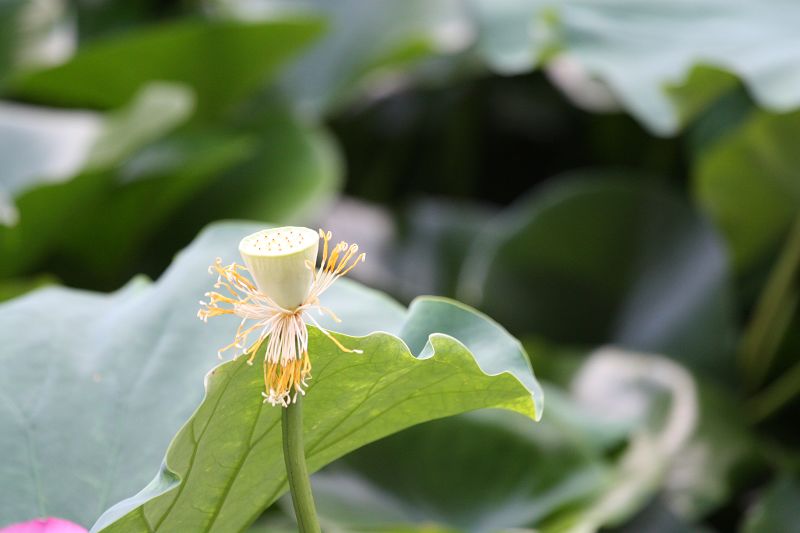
0, 518, 87, 533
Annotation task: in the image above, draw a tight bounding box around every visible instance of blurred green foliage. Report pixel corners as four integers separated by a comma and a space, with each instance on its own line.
1, 0, 799, 532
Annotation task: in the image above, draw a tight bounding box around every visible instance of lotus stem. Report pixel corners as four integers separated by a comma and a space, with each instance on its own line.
282, 396, 321, 533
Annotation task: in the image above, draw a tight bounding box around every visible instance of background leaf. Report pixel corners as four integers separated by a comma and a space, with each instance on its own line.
0, 90, 341, 290
469, 0, 800, 135
230, 0, 470, 117
741, 476, 800, 533
10, 17, 325, 119
693, 109, 800, 274
0, 102, 100, 217
540, 348, 699, 532
458, 173, 736, 377
309, 346, 716, 533
310, 406, 613, 532
0, 82, 190, 224
0, 83, 196, 279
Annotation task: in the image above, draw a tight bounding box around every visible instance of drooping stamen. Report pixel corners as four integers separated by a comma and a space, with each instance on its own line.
199, 228, 366, 407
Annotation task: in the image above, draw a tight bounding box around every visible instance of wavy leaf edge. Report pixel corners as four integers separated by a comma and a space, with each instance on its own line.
91, 294, 542, 532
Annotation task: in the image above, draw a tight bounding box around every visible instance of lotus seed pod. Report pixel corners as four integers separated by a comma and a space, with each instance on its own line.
238, 227, 319, 310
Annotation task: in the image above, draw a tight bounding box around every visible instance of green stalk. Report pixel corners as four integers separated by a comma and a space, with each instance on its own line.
282, 397, 321, 533
749, 358, 800, 422
738, 215, 800, 389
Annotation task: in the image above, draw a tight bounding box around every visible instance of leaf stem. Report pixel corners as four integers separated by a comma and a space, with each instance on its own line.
749, 358, 800, 422
738, 215, 800, 389
282, 397, 321, 533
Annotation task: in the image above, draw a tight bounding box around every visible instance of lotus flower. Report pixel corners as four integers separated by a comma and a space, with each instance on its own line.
0, 518, 87, 533
198, 227, 365, 406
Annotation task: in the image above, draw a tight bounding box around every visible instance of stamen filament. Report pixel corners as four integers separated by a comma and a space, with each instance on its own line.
198, 229, 365, 407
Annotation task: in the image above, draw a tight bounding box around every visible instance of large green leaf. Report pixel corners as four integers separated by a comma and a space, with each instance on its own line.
693, 109, 800, 273
10, 16, 324, 118
0, 221, 541, 530
92, 301, 541, 532
469, 0, 800, 135
458, 173, 736, 377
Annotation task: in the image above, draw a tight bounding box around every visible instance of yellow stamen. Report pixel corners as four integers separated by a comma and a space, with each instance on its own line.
198, 228, 366, 407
